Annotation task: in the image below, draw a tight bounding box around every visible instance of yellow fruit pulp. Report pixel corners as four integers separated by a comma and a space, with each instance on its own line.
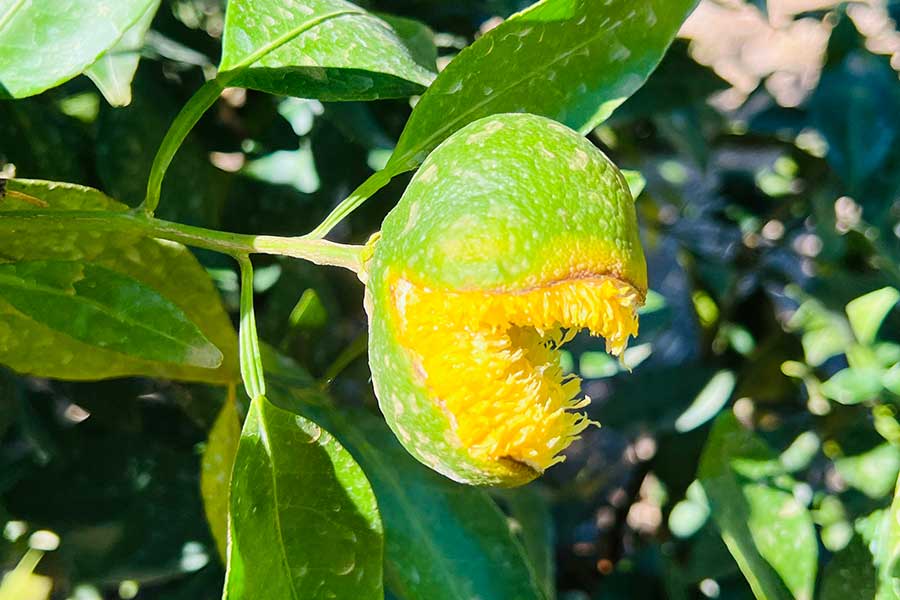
390, 275, 642, 472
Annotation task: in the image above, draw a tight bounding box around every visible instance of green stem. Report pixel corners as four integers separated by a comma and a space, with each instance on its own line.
141, 9, 363, 218
319, 333, 368, 388
140, 77, 232, 215
304, 168, 394, 239
238, 256, 266, 400
1, 210, 364, 272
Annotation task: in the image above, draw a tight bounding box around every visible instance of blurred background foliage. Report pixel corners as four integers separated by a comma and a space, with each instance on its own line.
2, 0, 900, 598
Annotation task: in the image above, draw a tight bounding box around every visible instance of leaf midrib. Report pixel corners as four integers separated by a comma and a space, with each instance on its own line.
0, 0, 27, 35
223, 8, 366, 73
0, 270, 207, 358
257, 399, 302, 600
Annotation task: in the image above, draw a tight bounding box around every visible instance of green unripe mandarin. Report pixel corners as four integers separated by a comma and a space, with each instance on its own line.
365, 113, 647, 486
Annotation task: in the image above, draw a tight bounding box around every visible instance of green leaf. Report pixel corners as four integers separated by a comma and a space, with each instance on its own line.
835, 444, 900, 500
84, 0, 160, 107
668, 481, 711, 539
263, 352, 546, 600
310, 0, 700, 238
812, 38, 900, 193
885, 365, 900, 396
494, 485, 556, 600
822, 368, 884, 405
0, 260, 221, 368
699, 413, 817, 600
847, 288, 900, 346
201, 389, 242, 563
219, 0, 436, 101
386, 0, 699, 174
674, 369, 736, 433
0, 0, 158, 98
787, 297, 855, 367
378, 13, 438, 74
0, 179, 239, 383
225, 396, 383, 600
309, 407, 547, 600
820, 536, 876, 600
876, 478, 900, 599
622, 169, 647, 199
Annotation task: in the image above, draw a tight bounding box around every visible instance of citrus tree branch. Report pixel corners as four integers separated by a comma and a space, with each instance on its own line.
1, 210, 365, 273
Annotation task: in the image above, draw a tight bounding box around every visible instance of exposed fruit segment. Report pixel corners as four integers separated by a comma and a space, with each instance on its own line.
390, 275, 641, 472
366, 112, 648, 486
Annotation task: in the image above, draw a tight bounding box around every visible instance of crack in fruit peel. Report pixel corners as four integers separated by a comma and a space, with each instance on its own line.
365, 113, 647, 486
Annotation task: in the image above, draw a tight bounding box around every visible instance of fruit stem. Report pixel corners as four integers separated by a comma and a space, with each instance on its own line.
0, 209, 365, 273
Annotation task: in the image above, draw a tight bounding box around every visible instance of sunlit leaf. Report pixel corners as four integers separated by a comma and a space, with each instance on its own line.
0, 179, 238, 383
84, 0, 160, 107
822, 368, 883, 405
876, 478, 900, 599
386, 0, 699, 173
262, 352, 547, 600
0, 0, 158, 98
847, 287, 900, 346
0, 260, 222, 368
219, 0, 435, 100
319, 408, 547, 600
835, 444, 900, 500
674, 370, 735, 433
698, 413, 817, 600
225, 396, 383, 599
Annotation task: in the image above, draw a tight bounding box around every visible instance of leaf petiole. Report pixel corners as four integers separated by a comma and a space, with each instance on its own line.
238, 256, 266, 400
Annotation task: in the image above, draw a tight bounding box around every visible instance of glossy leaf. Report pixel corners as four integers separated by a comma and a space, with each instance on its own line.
698, 413, 817, 600
263, 354, 546, 600
201, 389, 242, 563
0, 0, 158, 98
84, 0, 160, 107
0, 179, 239, 383
308, 406, 547, 600
219, 0, 436, 101
385, 0, 699, 173
493, 485, 556, 600
225, 396, 383, 600
0, 259, 221, 368
312, 0, 700, 238
847, 287, 900, 346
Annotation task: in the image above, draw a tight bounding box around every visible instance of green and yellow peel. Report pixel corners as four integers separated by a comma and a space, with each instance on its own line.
366, 114, 647, 486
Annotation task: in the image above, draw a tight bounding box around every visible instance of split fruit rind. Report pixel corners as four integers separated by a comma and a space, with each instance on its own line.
365, 113, 647, 486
